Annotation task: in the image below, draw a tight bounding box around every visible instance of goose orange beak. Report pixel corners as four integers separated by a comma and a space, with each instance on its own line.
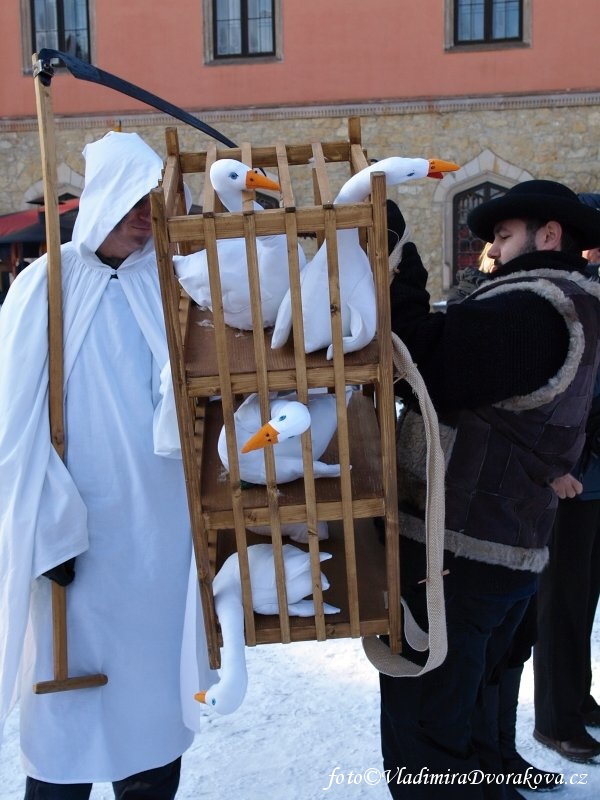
245, 170, 281, 193
241, 422, 280, 453
427, 159, 460, 179
195, 691, 207, 704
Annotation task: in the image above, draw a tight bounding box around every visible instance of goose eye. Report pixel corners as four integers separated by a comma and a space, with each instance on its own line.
228, 171, 239, 180
277, 414, 287, 422
211, 698, 216, 706
407, 171, 415, 177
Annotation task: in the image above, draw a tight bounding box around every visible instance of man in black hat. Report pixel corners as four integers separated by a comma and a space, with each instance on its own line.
376, 179, 600, 799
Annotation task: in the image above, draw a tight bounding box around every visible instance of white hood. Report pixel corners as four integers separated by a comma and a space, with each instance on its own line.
71, 131, 164, 259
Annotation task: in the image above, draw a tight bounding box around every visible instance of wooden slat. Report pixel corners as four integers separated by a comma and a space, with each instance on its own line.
321, 201, 361, 637
348, 117, 362, 146
152, 183, 222, 667
275, 141, 326, 638
177, 140, 354, 176
201, 143, 218, 215
166, 204, 374, 242
183, 307, 381, 394
275, 141, 296, 211
163, 128, 188, 216
350, 142, 370, 174
203, 206, 257, 646
370, 172, 401, 653
240, 142, 291, 642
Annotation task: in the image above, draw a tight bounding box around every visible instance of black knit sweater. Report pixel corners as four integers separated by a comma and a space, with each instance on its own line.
390, 246, 590, 414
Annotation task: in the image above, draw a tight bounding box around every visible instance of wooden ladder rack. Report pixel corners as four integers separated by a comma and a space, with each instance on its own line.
151, 120, 401, 669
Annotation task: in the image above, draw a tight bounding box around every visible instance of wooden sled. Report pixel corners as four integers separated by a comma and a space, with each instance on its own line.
150, 120, 402, 669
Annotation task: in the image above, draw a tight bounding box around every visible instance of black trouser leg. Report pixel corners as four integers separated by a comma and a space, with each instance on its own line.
112, 757, 181, 800
534, 498, 600, 739
471, 598, 532, 789
380, 586, 532, 799
25, 758, 181, 800
24, 779, 92, 800
497, 666, 524, 763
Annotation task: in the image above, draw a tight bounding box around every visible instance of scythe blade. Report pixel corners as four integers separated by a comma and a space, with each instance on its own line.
33, 48, 238, 149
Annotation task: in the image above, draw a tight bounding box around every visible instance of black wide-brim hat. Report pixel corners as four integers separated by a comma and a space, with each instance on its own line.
468, 179, 600, 249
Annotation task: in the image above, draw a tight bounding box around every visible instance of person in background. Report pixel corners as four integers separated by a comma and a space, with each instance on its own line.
0, 131, 211, 799
532, 191, 600, 764
445, 241, 496, 305
375, 180, 600, 799
579, 193, 600, 276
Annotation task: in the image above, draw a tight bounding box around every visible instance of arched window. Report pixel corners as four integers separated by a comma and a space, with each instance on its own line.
453, 182, 506, 278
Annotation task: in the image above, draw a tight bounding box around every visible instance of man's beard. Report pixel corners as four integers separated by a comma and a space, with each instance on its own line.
494, 230, 539, 269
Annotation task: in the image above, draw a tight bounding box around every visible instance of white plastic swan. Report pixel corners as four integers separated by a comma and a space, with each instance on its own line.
217, 388, 354, 485
173, 158, 306, 329
271, 156, 459, 358
195, 543, 339, 714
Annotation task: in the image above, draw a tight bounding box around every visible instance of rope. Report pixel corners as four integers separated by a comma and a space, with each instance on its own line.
362, 332, 447, 676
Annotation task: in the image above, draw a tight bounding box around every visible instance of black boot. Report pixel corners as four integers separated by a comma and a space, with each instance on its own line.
499, 666, 562, 792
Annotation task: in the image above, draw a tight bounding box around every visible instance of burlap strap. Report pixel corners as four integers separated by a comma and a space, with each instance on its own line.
362, 332, 447, 676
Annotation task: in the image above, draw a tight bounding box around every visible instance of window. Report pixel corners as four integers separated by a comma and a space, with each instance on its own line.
30, 0, 90, 61
445, 0, 531, 50
453, 182, 506, 278
454, 0, 522, 45
213, 0, 275, 59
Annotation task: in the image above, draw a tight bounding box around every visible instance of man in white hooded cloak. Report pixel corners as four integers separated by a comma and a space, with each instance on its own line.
0, 131, 212, 797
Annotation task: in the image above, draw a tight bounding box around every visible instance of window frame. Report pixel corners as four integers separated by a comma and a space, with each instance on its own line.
452, 181, 507, 279
204, 0, 282, 64
445, 0, 531, 51
21, 0, 94, 72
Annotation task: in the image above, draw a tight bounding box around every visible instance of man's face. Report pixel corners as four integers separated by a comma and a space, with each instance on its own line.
486, 218, 540, 268
97, 196, 152, 260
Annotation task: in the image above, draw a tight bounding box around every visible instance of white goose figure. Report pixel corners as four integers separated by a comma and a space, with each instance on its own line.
271, 156, 459, 358
195, 543, 339, 714
173, 159, 306, 330
218, 388, 354, 485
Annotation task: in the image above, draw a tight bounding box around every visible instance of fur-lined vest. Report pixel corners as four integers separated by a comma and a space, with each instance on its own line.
397, 270, 600, 573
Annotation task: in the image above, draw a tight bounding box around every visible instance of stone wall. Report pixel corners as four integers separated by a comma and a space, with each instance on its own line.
2, 92, 599, 301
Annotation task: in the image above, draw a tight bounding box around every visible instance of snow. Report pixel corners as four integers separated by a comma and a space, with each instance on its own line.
1, 617, 599, 798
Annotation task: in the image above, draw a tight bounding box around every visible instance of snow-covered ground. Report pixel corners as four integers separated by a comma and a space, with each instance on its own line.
1, 617, 599, 799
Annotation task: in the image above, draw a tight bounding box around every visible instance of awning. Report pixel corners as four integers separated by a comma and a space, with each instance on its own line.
0, 198, 79, 245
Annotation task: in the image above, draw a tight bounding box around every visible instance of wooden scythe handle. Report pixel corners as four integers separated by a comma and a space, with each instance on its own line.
31, 52, 107, 694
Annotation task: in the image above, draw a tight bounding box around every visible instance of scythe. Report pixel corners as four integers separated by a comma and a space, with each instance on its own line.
34, 48, 238, 148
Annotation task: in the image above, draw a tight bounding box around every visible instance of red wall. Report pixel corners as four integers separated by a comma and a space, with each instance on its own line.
2, 1, 599, 118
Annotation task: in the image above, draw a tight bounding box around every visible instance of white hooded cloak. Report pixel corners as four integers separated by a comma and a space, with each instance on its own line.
0, 131, 211, 783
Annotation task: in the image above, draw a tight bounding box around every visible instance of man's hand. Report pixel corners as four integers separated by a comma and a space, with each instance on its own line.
549, 473, 583, 499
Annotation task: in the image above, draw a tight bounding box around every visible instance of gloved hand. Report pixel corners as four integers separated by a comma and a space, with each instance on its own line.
43, 557, 76, 586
